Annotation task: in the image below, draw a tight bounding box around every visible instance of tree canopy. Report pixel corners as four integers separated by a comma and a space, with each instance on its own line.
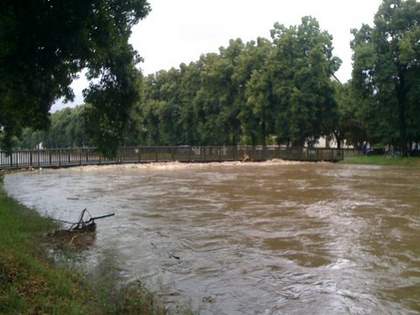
16, 17, 344, 149
9, 0, 420, 154
351, 0, 420, 154
133, 17, 341, 147
0, 0, 150, 154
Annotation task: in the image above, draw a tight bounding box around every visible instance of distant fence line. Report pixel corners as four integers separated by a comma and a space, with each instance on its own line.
0, 146, 345, 170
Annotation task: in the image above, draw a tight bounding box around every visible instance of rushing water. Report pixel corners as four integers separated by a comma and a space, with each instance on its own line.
5, 162, 420, 314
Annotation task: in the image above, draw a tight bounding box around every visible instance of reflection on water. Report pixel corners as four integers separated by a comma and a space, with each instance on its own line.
5, 161, 420, 314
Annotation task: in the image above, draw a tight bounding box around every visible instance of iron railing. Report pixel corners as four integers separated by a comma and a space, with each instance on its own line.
0, 146, 344, 169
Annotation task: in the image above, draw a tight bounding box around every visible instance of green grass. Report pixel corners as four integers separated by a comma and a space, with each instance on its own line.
342, 155, 420, 167
0, 174, 167, 315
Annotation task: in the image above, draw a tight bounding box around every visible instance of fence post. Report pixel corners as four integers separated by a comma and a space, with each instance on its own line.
29, 151, 33, 167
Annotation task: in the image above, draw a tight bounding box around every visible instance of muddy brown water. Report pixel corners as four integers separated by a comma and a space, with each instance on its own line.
5, 162, 420, 314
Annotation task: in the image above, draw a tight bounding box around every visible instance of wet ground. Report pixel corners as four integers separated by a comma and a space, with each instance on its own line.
5, 161, 420, 314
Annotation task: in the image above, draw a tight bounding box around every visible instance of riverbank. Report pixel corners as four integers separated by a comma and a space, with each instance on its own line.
341, 155, 420, 167
0, 175, 166, 315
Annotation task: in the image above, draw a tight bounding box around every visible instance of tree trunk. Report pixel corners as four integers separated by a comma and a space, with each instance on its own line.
261, 120, 266, 146
397, 69, 408, 157
333, 132, 342, 150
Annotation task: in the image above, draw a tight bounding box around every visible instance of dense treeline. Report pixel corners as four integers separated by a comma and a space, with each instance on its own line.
16, 106, 92, 149
135, 17, 340, 147
12, 0, 420, 154
16, 17, 343, 149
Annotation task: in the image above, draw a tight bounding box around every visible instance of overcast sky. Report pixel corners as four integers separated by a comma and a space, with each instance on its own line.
52, 0, 383, 111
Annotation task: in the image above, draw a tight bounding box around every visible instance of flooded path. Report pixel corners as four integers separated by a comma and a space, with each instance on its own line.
5, 162, 420, 314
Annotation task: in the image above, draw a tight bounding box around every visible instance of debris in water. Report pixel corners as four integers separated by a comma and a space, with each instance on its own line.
202, 296, 216, 303
169, 254, 180, 260
49, 209, 114, 248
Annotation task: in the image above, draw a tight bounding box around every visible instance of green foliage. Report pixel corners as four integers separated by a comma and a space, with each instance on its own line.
332, 82, 368, 148
0, 0, 150, 155
15, 106, 91, 149
4, 1, 420, 154
262, 17, 341, 146
15, 17, 343, 149
351, 0, 420, 154
130, 17, 341, 147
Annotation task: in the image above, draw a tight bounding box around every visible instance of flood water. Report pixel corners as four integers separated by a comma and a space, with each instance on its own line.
5, 162, 420, 314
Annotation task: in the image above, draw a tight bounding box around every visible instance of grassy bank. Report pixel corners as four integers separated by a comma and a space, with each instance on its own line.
0, 174, 165, 315
342, 155, 420, 167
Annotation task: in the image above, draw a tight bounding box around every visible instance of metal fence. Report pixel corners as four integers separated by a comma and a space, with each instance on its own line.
0, 146, 344, 170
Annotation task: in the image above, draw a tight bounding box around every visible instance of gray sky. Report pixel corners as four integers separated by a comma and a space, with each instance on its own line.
52, 0, 383, 111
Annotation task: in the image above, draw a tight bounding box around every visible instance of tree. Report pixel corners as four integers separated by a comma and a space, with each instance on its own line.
236, 38, 272, 145
246, 17, 341, 147
140, 69, 184, 145
0, 0, 150, 155
193, 40, 245, 145
333, 82, 368, 149
178, 62, 202, 145
351, 0, 420, 155
14, 105, 91, 149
